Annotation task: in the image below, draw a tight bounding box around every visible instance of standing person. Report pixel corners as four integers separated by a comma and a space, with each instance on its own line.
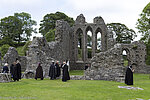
2, 63, 9, 73
66, 60, 70, 71
49, 61, 56, 80
55, 61, 61, 78
10, 62, 15, 79
35, 63, 44, 80
13, 61, 19, 81
62, 61, 70, 82
125, 64, 135, 85
16, 58, 22, 80
84, 63, 89, 70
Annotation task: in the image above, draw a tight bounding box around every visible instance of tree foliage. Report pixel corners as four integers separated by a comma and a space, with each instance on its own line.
136, 2, 150, 42
0, 44, 10, 57
39, 11, 74, 39
0, 12, 37, 46
107, 23, 136, 44
45, 29, 55, 42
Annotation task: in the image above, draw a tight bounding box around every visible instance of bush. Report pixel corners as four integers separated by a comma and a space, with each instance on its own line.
0, 44, 10, 57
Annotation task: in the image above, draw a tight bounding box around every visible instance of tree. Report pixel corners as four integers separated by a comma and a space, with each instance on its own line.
0, 12, 37, 45
107, 23, 137, 44
45, 29, 55, 42
136, 2, 150, 42
0, 44, 10, 57
39, 11, 74, 39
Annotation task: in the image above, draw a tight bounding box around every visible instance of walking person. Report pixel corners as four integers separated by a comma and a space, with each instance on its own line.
55, 61, 61, 78
35, 63, 44, 80
125, 63, 135, 85
49, 61, 56, 80
62, 61, 70, 82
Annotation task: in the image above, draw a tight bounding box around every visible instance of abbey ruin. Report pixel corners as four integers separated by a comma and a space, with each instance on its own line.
1, 14, 150, 82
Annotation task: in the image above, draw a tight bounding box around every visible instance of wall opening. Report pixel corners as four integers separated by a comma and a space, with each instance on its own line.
95, 28, 102, 53
122, 49, 129, 66
87, 31, 92, 58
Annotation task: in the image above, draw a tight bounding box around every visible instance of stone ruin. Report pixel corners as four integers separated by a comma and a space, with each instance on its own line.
0, 14, 150, 82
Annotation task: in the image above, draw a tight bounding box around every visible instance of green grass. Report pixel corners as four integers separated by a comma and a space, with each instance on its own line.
0, 73, 150, 100
70, 70, 84, 75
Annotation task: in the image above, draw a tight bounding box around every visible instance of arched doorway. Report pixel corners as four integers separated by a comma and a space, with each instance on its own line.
122, 49, 131, 67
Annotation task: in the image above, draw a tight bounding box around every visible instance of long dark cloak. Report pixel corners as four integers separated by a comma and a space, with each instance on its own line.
16, 63, 21, 79
13, 65, 19, 81
62, 64, 70, 82
10, 64, 14, 77
35, 65, 43, 79
55, 63, 61, 77
125, 67, 133, 85
49, 64, 56, 80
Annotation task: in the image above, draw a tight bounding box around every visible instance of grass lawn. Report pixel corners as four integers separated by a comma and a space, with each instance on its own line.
0, 72, 150, 100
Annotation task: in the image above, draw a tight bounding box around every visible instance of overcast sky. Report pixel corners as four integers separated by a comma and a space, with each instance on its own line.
0, 0, 149, 40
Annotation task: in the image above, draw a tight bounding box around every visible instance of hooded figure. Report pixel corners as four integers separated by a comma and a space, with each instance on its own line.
10, 62, 16, 78
13, 62, 19, 81
16, 59, 22, 80
35, 63, 44, 80
49, 61, 56, 80
62, 62, 70, 82
55, 61, 61, 77
2, 63, 9, 73
125, 65, 134, 85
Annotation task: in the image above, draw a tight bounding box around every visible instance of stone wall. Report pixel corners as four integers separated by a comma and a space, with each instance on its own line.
84, 44, 126, 82
2, 47, 27, 72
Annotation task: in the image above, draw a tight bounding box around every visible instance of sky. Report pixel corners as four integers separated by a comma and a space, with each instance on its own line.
0, 0, 149, 40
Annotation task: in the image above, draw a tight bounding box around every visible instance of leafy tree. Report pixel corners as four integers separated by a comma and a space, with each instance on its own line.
0, 12, 37, 46
107, 23, 137, 44
0, 44, 10, 57
136, 2, 150, 42
39, 11, 74, 40
45, 29, 55, 42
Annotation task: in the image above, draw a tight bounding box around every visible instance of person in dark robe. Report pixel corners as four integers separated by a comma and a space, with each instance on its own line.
2, 63, 9, 73
125, 64, 135, 85
16, 59, 22, 80
13, 61, 19, 81
10, 62, 15, 79
62, 61, 70, 82
49, 61, 56, 80
55, 61, 61, 78
35, 63, 44, 80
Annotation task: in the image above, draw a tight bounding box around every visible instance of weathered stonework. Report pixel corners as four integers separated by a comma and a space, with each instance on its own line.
1, 14, 149, 82
2, 47, 27, 72
0, 73, 12, 83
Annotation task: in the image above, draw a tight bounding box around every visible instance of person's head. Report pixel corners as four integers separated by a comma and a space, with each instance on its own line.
4, 63, 8, 66
38, 62, 41, 66
13, 62, 16, 65
52, 60, 55, 64
63, 61, 66, 65
56, 61, 59, 64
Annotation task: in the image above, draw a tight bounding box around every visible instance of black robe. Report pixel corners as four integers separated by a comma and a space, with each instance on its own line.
35, 65, 43, 80
13, 65, 19, 81
62, 64, 70, 82
10, 64, 14, 78
16, 63, 21, 80
55, 63, 61, 77
49, 63, 56, 80
125, 66, 133, 85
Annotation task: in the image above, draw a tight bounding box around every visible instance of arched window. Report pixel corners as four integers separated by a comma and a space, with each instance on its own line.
95, 28, 102, 53
122, 49, 129, 66
76, 28, 83, 61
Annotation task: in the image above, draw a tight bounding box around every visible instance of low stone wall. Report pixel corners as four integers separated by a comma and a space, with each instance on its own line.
0, 73, 12, 83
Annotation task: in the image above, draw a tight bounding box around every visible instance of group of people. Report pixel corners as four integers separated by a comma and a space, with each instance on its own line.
35, 60, 70, 82
2, 58, 22, 81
